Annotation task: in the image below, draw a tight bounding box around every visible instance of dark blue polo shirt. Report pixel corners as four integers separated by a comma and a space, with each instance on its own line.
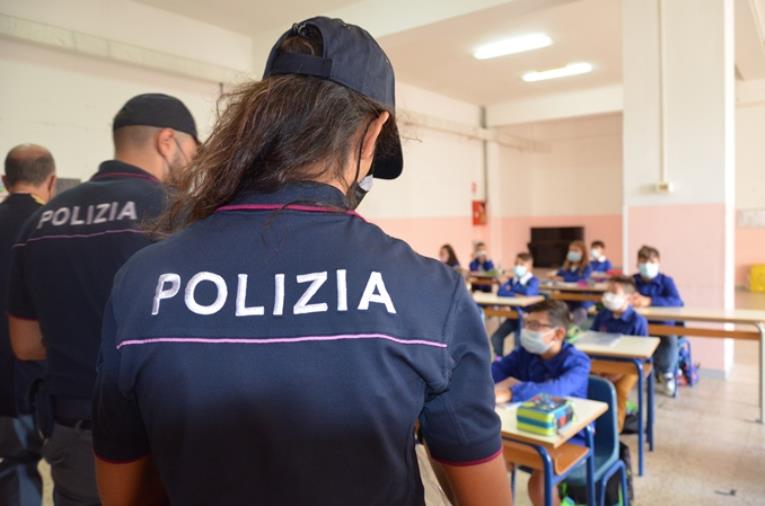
556, 265, 594, 310
8, 161, 165, 418
632, 272, 684, 326
92, 183, 501, 506
591, 306, 649, 336
589, 258, 612, 273
0, 193, 45, 416
497, 274, 539, 297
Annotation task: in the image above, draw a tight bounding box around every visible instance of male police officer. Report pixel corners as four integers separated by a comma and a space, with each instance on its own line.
0, 144, 56, 506
8, 94, 197, 506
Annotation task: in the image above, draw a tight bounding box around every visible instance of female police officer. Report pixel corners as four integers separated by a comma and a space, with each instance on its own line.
92, 17, 512, 506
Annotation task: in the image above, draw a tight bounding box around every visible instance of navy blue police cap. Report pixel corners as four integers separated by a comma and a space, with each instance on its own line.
113, 93, 199, 144
263, 17, 403, 180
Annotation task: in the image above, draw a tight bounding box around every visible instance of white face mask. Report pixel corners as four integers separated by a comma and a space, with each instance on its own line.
592, 249, 604, 261
602, 292, 626, 312
514, 265, 528, 278
520, 329, 553, 355
639, 262, 660, 280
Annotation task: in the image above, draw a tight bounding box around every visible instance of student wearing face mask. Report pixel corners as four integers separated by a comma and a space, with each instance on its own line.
630, 245, 684, 396
492, 300, 590, 506
591, 276, 649, 431
588, 240, 612, 277
552, 240, 593, 323
8, 94, 198, 505
489, 252, 539, 357
469, 241, 496, 293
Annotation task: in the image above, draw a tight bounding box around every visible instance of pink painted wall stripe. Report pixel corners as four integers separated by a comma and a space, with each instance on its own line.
116, 333, 448, 350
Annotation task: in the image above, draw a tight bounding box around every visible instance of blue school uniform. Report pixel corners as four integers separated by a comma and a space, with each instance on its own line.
591, 306, 649, 336
492, 343, 591, 444
469, 258, 496, 293
491, 274, 540, 356
632, 272, 684, 374
497, 274, 540, 297
556, 264, 594, 310
92, 183, 501, 506
589, 258, 612, 273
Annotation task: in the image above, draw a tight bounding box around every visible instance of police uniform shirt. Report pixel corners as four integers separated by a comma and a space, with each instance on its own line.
0, 193, 44, 416
8, 161, 165, 417
591, 306, 649, 336
92, 182, 502, 506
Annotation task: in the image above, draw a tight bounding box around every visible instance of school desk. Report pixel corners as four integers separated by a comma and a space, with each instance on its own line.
473, 293, 545, 349
539, 281, 609, 303
575, 333, 661, 476
496, 397, 608, 506
635, 306, 765, 424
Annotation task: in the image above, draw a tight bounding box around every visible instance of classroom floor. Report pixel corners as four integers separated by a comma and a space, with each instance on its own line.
39, 292, 765, 506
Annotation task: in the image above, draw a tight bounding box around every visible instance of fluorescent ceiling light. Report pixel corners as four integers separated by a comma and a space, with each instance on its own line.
473, 33, 552, 60
522, 62, 594, 82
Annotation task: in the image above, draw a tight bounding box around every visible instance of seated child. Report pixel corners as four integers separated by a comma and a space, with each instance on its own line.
438, 243, 461, 270
630, 245, 684, 397
489, 252, 539, 357
492, 300, 591, 506
469, 241, 495, 293
588, 240, 612, 277
552, 240, 593, 324
591, 276, 648, 431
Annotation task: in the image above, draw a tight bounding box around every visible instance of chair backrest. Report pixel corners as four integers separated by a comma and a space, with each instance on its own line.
587, 375, 619, 461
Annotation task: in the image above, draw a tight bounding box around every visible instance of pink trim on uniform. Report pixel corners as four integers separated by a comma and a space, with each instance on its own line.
13, 229, 146, 248
431, 448, 503, 467
216, 203, 365, 221
93, 450, 152, 464
91, 172, 158, 183
116, 333, 447, 350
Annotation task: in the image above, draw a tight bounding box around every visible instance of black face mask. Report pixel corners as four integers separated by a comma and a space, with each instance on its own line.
346, 121, 375, 210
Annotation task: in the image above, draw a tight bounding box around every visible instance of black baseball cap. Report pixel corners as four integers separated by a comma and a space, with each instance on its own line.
263, 17, 403, 180
113, 93, 199, 143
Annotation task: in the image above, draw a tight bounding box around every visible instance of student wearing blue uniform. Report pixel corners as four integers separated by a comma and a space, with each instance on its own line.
8, 94, 197, 506
91, 19, 511, 506
630, 245, 684, 396
469, 241, 496, 293
0, 145, 56, 506
588, 240, 612, 276
552, 240, 593, 323
492, 300, 591, 506
439, 243, 461, 270
592, 276, 649, 431
489, 252, 539, 357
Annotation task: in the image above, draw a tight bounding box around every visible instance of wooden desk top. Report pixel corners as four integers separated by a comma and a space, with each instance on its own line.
473, 292, 545, 307
496, 397, 607, 450
636, 307, 765, 325
539, 282, 609, 293
574, 332, 660, 359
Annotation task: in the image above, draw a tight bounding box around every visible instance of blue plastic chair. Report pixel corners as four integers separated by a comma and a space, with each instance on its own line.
563, 376, 630, 506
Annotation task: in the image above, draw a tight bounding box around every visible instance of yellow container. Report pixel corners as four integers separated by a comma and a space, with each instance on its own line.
750, 265, 765, 293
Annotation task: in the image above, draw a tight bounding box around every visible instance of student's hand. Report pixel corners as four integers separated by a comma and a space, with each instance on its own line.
630, 293, 652, 307
494, 387, 512, 404
550, 275, 564, 282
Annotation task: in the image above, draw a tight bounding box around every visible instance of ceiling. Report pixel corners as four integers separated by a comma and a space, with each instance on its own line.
378, 0, 621, 106
136, 0, 765, 109
135, 0, 360, 35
